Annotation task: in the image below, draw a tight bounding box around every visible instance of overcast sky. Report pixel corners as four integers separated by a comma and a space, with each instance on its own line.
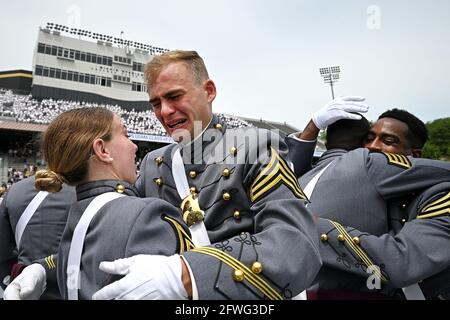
1, 0, 449, 129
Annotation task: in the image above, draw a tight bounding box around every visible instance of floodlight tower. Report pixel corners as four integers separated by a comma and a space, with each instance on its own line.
319, 66, 340, 99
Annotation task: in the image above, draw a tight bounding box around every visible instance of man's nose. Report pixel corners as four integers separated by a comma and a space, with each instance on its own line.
160, 100, 176, 118
364, 138, 382, 152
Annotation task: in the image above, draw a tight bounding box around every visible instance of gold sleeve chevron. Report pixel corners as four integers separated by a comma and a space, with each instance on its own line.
190, 246, 283, 300
382, 152, 412, 169
250, 147, 308, 203
328, 220, 389, 283
162, 215, 195, 253
417, 192, 450, 219
44, 255, 56, 270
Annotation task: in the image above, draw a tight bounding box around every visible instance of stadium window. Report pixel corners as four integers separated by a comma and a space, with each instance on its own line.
79, 74, 85, 83
73, 72, 79, 82
51, 46, 57, 56
63, 49, 69, 58
55, 69, 61, 79
45, 45, 51, 55
85, 74, 90, 84
107, 78, 111, 87
132, 83, 136, 91
86, 53, 91, 63
43, 67, 49, 77
102, 56, 107, 65
35, 65, 43, 76
68, 71, 73, 81
108, 57, 112, 66
80, 52, 86, 61
57, 47, 63, 57
38, 43, 45, 53
96, 55, 102, 65
101, 77, 106, 86
69, 49, 75, 60
61, 70, 67, 80
75, 51, 81, 60
90, 75, 95, 85
49, 68, 55, 78
137, 84, 142, 92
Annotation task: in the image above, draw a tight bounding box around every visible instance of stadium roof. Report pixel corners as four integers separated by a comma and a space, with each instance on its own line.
239, 116, 300, 136
0, 120, 47, 132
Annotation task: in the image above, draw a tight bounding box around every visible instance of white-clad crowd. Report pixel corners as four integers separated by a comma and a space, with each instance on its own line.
0, 89, 253, 135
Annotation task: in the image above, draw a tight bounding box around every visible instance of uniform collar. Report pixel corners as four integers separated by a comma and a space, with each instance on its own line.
178, 114, 226, 163
76, 179, 139, 201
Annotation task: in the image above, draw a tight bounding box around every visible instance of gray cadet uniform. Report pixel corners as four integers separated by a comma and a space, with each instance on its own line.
0, 176, 76, 299
135, 115, 322, 300
317, 181, 450, 299
52, 180, 192, 300
298, 148, 450, 298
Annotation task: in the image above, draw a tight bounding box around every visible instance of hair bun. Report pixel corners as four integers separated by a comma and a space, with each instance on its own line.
35, 169, 64, 193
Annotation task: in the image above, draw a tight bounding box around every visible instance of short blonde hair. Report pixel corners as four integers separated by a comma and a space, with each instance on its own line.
35, 107, 114, 192
144, 50, 210, 86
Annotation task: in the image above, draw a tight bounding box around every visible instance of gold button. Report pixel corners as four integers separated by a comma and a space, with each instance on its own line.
190, 186, 198, 194
222, 168, 230, 178
251, 262, 263, 274
230, 147, 237, 156
189, 171, 197, 179
232, 270, 244, 282
352, 237, 360, 245
215, 123, 223, 130
155, 156, 164, 166
337, 234, 345, 242
115, 184, 125, 193
223, 192, 231, 201
155, 178, 163, 186
320, 234, 328, 242
401, 219, 406, 224
233, 210, 241, 220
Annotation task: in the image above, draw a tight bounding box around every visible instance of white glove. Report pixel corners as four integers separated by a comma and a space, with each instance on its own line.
4, 264, 46, 300
312, 96, 369, 130
92, 254, 188, 300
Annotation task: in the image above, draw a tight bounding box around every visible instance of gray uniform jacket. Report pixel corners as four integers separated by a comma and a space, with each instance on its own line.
0, 176, 76, 299
136, 115, 322, 300
55, 180, 192, 300
299, 148, 450, 298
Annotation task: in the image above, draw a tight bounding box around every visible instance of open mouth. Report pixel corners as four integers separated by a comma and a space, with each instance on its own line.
167, 119, 187, 129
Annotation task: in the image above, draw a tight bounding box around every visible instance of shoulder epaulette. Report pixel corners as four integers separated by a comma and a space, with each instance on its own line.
380, 152, 412, 170
250, 147, 308, 203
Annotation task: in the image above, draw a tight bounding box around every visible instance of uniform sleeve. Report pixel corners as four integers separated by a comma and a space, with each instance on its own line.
366, 151, 450, 200
124, 199, 193, 257
182, 131, 322, 300
0, 194, 17, 290
284, 135, 315, 177
317, 182, 450, 290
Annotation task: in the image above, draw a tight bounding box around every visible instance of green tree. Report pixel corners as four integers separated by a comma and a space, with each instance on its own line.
422, 117, 450, 161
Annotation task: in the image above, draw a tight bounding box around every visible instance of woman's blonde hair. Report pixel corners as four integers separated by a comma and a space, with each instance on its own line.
35, 107, 114, 192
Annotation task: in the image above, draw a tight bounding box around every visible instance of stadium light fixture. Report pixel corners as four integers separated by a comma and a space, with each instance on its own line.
319, 66, 340, 99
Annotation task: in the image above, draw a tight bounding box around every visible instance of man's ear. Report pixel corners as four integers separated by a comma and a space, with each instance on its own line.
92, 139, 113, 163
411, 148, 422, 158
204, 79, 216, 103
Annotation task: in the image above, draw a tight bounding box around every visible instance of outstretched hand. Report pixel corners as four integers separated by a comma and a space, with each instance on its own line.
3, 264, 46, 300
312, 96, 369, 130
92, 254, 188, 300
